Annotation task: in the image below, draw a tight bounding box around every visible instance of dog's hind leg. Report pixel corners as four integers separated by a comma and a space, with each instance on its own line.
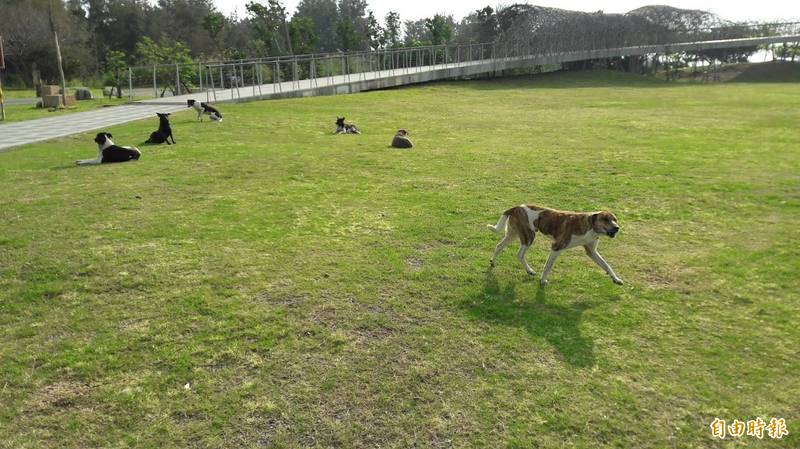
539, 250, 562, 286
490, 230, 515, 267
487, 214, 509, 234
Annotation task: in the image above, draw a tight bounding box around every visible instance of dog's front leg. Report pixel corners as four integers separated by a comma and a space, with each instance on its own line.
539, 250, 562, 286
517, 244, 536, 275
584, 244, 623, 285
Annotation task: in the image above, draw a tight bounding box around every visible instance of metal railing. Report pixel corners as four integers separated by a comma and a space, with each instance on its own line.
124, 22, 800, 102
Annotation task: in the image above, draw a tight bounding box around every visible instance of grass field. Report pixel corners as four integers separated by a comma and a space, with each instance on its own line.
1, 88, 39, 99
0, 70, 798, 448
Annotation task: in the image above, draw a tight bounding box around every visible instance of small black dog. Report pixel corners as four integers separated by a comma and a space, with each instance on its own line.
76, 132, 141, 165
188, 99, 223, 122
335, 117, 361, 134
146, 112, 176, 145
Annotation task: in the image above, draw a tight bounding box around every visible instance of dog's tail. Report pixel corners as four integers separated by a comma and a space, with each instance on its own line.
487, 212, 510, 234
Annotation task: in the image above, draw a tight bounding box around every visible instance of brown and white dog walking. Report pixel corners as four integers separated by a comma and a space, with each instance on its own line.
488, 204, 623, 286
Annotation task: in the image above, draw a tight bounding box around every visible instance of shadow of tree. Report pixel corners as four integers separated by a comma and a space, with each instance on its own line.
462, 270, 596, 367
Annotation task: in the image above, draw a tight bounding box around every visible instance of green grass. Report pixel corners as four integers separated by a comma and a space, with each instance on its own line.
1, 88, 37, 98
0, 96, 131, 123
1, 70, 798, 448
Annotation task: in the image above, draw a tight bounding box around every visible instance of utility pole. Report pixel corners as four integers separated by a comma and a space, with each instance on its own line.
49, 1, 68, 108
0, 35, 6, 120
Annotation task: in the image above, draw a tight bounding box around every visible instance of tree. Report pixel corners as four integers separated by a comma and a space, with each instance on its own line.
473, 6, 497, 43
0, 2, 56, 85
289, 16, 318, 55
403, 19, 430, 46
425, 14, 454, 46
104, 50, 127, 98
135, 37, 197, 96
336, 0, 371, 51
203, 12, 226, 55
773, 42, 800, 61
85, 0, 149, 57
295, 0, 338, 52
0, 1, 96, 86
48, 0, 69, 107
336, 20, 359, 51
456, 6, 498, 44
365, 10, 383, 50
383, 12, 401, 48
152, 0, 220, 58
246, 0, 293, 55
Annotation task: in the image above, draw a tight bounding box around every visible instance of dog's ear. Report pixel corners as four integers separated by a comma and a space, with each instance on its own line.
105, 132, 113, 138
590, 213, 599, 225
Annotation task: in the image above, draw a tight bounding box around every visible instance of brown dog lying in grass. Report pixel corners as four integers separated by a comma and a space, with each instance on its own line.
391, 129, 413, 148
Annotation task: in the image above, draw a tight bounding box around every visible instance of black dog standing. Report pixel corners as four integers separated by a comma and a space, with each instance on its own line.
146, 112, 176, 145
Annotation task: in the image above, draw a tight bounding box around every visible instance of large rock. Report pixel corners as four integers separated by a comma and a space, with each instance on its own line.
75, 88, 93, 100
41, 85, 61, 96
42, 95, 76, 108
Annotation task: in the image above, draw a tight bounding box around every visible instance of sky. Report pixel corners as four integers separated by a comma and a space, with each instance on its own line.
214, 0, 800, 23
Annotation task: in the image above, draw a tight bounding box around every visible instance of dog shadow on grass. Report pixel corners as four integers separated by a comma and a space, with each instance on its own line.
462, 270, 596, 367
51, 163, 78, 170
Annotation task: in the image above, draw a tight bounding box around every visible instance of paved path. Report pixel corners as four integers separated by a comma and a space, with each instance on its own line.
0, 103, 184, 152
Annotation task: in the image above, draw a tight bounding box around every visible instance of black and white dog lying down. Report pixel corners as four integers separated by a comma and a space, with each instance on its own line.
335, 117, 360, 134
145, 112, 176, 145
76, 132, 141, 165
187, 99, 222, 122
